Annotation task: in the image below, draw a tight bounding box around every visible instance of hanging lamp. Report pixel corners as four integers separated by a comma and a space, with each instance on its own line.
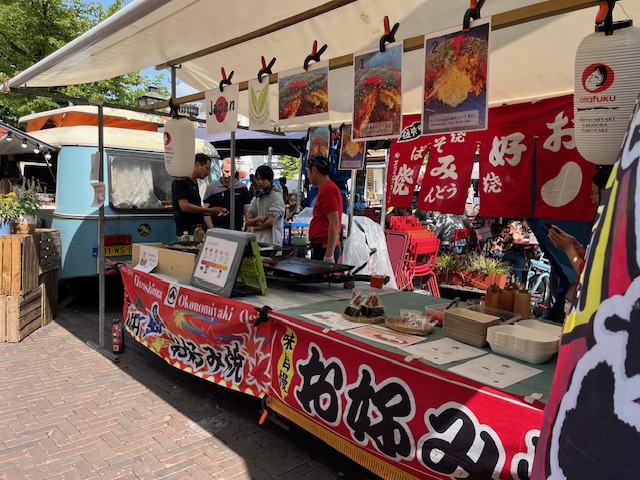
164, 98, 196, 177
574, 1, 640, 165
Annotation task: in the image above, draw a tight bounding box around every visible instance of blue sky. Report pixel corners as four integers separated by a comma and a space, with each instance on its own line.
94, 0, 196, 96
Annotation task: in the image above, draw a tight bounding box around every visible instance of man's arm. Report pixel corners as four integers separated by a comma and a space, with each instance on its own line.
324, 211, 340, 262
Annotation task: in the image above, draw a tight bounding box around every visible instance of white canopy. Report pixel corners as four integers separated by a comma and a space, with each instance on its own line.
7, 0, 639, 125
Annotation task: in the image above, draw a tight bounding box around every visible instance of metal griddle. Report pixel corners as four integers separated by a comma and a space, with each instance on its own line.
263, 256, 354, 282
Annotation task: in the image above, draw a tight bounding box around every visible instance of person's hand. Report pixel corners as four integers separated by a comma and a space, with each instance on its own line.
211, 207, 228, 216
323, 255, 334, 263
547, 225, 575, 252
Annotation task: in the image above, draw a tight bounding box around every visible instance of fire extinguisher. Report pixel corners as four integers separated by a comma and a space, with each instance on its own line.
112, 318, 124, 354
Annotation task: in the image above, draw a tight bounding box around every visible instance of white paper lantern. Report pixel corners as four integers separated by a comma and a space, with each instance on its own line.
164, 117, 195, 177
574, 21, 640, 165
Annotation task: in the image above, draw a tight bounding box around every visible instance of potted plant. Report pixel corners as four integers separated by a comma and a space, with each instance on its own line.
0, 192, 19, 235
466, 253, 510, 289
13, 178, 42, 234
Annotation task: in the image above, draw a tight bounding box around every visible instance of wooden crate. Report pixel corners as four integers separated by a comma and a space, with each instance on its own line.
0, 234, 39, 296
35, 229, 62, 275
132, 243, 197, 281
0, 285, 43, 342
40, 269, 59, 326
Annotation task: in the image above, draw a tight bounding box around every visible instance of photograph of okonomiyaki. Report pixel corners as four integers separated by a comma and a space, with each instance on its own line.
422, 21, 489, 133
278, 65, 329, 124
352, 42, 402, 141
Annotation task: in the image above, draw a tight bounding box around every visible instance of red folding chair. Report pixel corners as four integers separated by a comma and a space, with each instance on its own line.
385, 230, 411, 290
410, 236, 441, 297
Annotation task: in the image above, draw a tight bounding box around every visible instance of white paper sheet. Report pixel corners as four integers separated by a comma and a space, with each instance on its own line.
348, 325, 425, 348
403, 337, 487, 365
301, 311, 361, 331
448, 354, 542, 389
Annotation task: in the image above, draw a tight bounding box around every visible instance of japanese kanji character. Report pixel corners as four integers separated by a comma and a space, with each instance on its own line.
223, 343, 245, 383
450, 132, 466, 143
482, 172, 503, 193
392, 164, 415, 196
489, 133, 526, 167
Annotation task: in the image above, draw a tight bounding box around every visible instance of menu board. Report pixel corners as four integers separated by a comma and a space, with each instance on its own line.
191, 230, 267, 297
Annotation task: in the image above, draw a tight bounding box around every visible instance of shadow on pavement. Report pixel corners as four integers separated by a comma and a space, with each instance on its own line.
56, 275, 381, 480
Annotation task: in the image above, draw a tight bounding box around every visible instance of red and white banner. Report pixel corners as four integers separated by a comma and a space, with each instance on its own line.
120, 266, 272, 397
386, 95, 597, 220
270, 313, 544, 480
387, 115, 475, 213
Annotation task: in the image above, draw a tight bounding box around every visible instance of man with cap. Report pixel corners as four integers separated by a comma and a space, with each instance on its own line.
305, 154, 342, 263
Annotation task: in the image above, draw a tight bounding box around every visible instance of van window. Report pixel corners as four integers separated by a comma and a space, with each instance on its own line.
108, 150, 172, 210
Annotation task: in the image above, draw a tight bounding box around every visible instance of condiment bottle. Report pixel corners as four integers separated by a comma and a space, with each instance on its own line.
499, 285, 515, 312
193, 224, 204, 242
486, 283, 501, 309
180, 230, 191, 242
514, 289, 531, 319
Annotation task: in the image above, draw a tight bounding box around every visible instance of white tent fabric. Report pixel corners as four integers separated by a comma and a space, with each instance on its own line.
6, 0, 640, 125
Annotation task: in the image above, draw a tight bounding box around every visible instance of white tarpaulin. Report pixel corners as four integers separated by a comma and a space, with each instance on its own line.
6, 1, 640, 126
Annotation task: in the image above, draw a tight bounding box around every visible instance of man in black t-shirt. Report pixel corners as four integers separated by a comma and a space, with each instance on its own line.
203, 157, 251, 230
171, 154, 228, 236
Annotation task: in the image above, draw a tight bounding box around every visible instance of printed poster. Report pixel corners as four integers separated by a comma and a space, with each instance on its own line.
352, 42, 402, 141
205, 83, 239, 134
307, 126, 330, 159
338, 124, 365, 170
422, 19, 490, 135
247, 78, 271, 131
134, 245, 159, 274
278, 62, 329, 126
192, 235, 238, 287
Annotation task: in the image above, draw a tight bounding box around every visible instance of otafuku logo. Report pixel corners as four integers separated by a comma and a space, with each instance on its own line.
163, 131, 171, 146
581, 63, 615, 94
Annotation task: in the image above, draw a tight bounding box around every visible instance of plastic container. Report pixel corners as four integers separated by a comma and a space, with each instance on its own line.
486, 284, 501, 309
425, 298, 460, 326
498, 286, 515, 312
513, 289, 531, 320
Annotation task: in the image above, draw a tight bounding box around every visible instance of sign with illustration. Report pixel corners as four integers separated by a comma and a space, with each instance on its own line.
352, 42, 403, 141
205, 84, 239, 134
337, 124, 365, 170
248, 78, 271, 131
307, 125, 330, 159
120, 266, 271, 397
422, 19, 490, 135
278, 62, 329, 126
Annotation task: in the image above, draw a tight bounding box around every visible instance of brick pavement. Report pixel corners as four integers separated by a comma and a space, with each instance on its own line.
0, 284, 380, 480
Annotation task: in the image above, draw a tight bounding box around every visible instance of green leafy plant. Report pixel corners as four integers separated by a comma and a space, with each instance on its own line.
467, 253, 509, 274
15, 178, 43, 217
435, 252, 455, 272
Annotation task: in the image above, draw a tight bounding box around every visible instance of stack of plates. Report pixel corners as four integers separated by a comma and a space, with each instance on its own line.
443, 307, 502, 347
487, 321, 561, 364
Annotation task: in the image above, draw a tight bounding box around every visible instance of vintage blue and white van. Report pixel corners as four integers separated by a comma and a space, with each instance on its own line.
0, 106, 220, 279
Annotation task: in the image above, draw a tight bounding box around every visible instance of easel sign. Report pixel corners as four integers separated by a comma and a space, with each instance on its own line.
190, 229, 267, 297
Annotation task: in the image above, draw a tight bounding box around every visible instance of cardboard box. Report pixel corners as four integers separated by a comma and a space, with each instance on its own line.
132, 243, 198, 281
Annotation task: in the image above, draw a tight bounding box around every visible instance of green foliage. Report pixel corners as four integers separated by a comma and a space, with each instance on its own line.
435, 252, 455, 272
279, 155, 301, 180
466, 253, 510, 274
0, 0, 167, 128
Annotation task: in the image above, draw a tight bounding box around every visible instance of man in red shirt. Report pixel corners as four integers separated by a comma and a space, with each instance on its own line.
306, 155, 342, 263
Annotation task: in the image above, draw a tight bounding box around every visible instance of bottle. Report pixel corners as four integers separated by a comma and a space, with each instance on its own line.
180, 230, 191, 242
499, 285, 515, 312
486, 283, 501, 309
514, 289, 532, 319
193, 224, 204, 242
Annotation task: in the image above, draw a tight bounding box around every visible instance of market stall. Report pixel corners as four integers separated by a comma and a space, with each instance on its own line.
121, 262, 553, 479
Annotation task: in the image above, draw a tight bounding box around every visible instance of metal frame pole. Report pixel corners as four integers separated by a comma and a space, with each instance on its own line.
230, 131, 236, 230
87, 102, 118, 362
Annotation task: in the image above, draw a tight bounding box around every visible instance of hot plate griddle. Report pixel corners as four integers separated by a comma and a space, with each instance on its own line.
263, 256, 353, 282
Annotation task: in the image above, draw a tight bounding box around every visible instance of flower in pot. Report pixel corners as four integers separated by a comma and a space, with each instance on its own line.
13, 178, 42, 234
0, 192, 19, 234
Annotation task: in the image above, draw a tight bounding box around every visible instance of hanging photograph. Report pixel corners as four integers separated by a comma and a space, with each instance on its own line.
422, 18, 490, 136
307, 125, 330, 159
278, 62, 329, 126
248, 78, 271, 131
338, 124, 365, 170
352, 42, 403, 141
205, 84, 239, 134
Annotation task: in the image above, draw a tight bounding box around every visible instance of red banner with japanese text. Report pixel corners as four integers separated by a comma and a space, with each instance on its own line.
120, 266, 271, 397
269, 313, 544, 480
529, 95, 596, 221
387, 96, 596, 220
387, 115, 476, 213
479, 95, 595, 220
